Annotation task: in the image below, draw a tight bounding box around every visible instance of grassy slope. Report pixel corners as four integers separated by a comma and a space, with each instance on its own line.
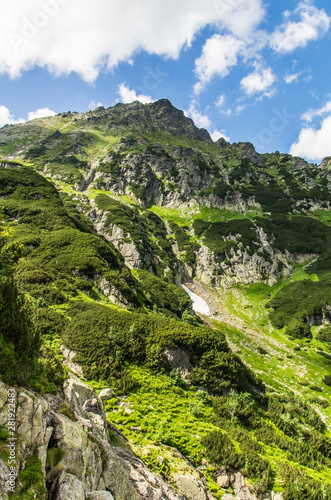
207, 273, 331, 423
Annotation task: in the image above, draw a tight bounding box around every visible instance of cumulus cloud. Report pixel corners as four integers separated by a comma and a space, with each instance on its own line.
240, 65, 275, 96
215, 94, 232, 116
0, 0, 264, 82
194, 35, 243, 94
211, 130, 230, 142
290, 114, 331, 161
270, 1, 330, 54
212, 0, 265, 37
0, 105, 24, 127
0, 105, 17, 127
27, 107, 56, 120
185, 102, 212, 130
117, 84, 153, 104
0, 105, 56, 128
185, 101, 230, 142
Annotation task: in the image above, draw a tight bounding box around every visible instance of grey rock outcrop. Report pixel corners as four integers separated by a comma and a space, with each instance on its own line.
98, 389, 113, 401
0, 377, 200, 500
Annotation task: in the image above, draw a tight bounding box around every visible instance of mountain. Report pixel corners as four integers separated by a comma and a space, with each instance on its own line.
1, 99, 331, 500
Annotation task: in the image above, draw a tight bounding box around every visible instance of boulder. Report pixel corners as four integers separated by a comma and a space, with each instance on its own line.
63, 375, 108, 439
217, 474, 230, 488
98, 389, 113, 401
83, 399, 102, 415
173, 474, 211, 500
86, 491, 115, 499
50, 471, 85, 500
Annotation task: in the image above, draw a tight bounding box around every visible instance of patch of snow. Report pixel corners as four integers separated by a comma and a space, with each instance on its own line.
181, 284, 211, 316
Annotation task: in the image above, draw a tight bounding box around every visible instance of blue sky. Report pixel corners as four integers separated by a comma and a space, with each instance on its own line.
0, 0, 331, 162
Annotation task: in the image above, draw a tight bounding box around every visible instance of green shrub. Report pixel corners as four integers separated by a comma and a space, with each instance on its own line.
279, 464, 331, 500
267, 278, 331, 338
135, 270, 191, 317
323, 375, 331, 387
144, 449, 170, 478
202, 430, 242, 468
316, 326, 331, 343
63, 300, 259, 395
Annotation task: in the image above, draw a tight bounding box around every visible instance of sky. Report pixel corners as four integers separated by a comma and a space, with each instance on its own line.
0, 0, 331, 163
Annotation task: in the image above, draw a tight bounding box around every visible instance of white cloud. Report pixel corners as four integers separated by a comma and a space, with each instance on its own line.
240, 65, 275, 96
0, 105, 17, 127
0, 105, 56, 128
185, 102, 230, 142
215, 94, 225, 108
185, 102, 212, 130
194, 34, 243, 94
215, 94, 232, 115
236, 104, 248, 114
117, 84, 153, 104
212, 0, 265, 37
0, 105, 24, 127
301, 100, 331, 122
27, 107, 56, 120
270, 1, 330, 54
290, 114, 331, 162
89, 100, 103, 110
284, 71, 303, 84
0, 0, 265, 83
211, 130, 230, 142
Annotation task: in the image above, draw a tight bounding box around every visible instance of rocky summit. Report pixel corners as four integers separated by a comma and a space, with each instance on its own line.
1, 99, 331, 500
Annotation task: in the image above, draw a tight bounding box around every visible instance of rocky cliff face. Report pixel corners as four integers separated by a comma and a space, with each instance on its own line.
0, 376, 208, 500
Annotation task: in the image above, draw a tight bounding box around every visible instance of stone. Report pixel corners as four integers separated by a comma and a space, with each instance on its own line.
162, 347, 192, 378
106, 445, 186, 499
86, 492, 115, 500
0, 382, 10, 427
38, 426, 53, 470
60, 345, 85, 378
63, 375, 108, 439
63, 375, 97, 418
98, 389, 113, 401
233, 472, 257, 500
15, 389, 50, 450
83, 399, 102, 415
217, 474, 230, 488
0, 459, 11, 500
173, 474, 209, 500
51, 413, 102, 485
51, 471, 85, 500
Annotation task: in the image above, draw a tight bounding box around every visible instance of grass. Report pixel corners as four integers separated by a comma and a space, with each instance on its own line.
106, 365, 217, 464
88, 188, 137, 206
206, 272, 331, 428
150, 205, 261, 228
311, 209, 331, 226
